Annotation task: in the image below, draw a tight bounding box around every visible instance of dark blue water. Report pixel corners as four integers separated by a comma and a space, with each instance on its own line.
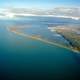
0, 17, 80, 80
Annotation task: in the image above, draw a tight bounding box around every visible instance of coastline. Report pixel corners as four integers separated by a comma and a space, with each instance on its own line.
53, 26, 80, 53
7, 26, 80, 53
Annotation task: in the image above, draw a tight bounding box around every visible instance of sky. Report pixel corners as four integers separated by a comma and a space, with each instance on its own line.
0, 0, 80, 9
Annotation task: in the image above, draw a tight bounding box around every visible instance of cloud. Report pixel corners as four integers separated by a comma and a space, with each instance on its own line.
0, 7, 80, 20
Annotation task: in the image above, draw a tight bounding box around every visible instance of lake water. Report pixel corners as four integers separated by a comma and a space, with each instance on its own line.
0, 16, 80, 80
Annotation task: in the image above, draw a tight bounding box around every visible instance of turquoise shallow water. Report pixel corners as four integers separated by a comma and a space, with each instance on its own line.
0, 17, 80, 80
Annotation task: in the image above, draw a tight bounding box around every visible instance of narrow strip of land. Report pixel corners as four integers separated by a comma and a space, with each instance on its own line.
7, 27, 79, 53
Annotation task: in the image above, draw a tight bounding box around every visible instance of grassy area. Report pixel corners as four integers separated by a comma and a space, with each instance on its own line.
55, 26, 80, 52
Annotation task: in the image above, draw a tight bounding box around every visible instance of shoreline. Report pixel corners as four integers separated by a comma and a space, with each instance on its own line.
7, 26, 80, 53
53, 26, 80, 53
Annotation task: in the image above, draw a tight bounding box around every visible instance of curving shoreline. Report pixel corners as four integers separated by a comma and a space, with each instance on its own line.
7, 26, 80, 53
53, 26, 80, 53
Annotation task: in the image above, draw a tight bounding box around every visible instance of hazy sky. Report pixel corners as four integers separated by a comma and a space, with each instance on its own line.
0, 0, 80, 9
